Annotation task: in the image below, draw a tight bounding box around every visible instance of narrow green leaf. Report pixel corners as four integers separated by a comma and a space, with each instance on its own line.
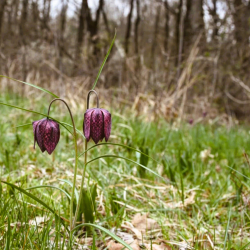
0, 75, 59, 98
86, 155, 163, 180
60, 122, 85, 139
91, 30, 116, 90
58, 179, 79, 203
225, 165, 250, 181
223, 203, 232, 249
90, 184, 97, 213
81, 189, 95, 224
239, 242, 250, 250
1, 181, 62, 222
4, 217, 11, 250
16, 123, 32, 128
26, 185, 71, 199
0, 102, 48, 116
92, 232, 96, 250
0, 102, 73, 135
78, 142, 159, 165
16, 121, 85, 139
73, 223, 133, 250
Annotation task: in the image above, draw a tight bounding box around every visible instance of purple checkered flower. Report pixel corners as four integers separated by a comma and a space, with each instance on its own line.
83, 108, 111, 144
32, 118, 60, 154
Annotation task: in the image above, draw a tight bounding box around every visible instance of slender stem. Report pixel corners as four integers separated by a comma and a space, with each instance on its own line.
73, 140, 88, 228
73, 90, 99, 229
47, 98, 78, 231
87, 90, 99, 109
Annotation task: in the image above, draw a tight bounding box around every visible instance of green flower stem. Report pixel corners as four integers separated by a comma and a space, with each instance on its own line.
73, 140, 88, 229
73, 90, 98, 229
47, 99, 78, 231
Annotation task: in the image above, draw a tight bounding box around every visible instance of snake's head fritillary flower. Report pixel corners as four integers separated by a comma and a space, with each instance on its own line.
83, 108, 111, 144
32, 118, 60, 154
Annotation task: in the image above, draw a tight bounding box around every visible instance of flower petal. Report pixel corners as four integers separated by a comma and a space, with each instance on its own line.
90, 108, 104, 144
83, 108, 95, 142
101, 109, 111, 142
49, 120, 60, 152
32, 120, 40, 149
36, 118, 47, 152
43, 119, 60, 155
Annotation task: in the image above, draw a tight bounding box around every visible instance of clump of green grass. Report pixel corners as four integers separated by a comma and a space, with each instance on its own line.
1, 91, 250, 249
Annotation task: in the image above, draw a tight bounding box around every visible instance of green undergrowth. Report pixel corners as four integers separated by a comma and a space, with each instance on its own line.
1, 93, 250, 249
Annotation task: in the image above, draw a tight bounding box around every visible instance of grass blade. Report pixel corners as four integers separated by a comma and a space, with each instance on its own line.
78, 142, 160, 165
60, 122, 85, 139
86, 155, 163, 180
4, 217, 11, 250
16, 121, 85, 139
223, 203, 232, 249
73, 223, 133, 250
58, 179, 79, 203
0, 75, 59, 98
0, 102, 75, 136
26, 185, 71, 199
239, 242, 250, 250
91, 30, 116, 90
225, 165, 250, 181
1, 181, 63, 223
16, 123, 32, 128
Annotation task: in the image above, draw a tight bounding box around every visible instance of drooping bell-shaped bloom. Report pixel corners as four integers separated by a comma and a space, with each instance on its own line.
83, 108, 111, 144
32, 118, 60, 154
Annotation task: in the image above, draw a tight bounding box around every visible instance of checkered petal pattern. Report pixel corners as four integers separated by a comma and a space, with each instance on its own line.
101, 109, 111, 142
83, 108, 112, 144
83, 108, 95, 142
32, 118, 60, 154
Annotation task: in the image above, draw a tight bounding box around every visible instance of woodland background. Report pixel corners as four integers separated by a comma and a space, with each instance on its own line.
0, 0, 250, 122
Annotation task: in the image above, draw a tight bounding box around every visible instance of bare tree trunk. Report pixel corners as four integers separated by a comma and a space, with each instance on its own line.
58, 0, 68, 59
57, 0, 68, 94
13, 0, 19, 26
7, 0, 14, 35
60, 2, 67, 39
183, 0, 192, 57
134, 0, 140, 94
0, 0, 7, 74
20, 0, 29, 82
42, 0, 51, 33
176, 0, 185, 79
125, 0, 134, 55
102, 8, 110, 35
233, 0, 249, 46
150, 4, 161, 71
134, 0, 140, 56
175, 0, 183, 65
232, 0, 250, 71
84, 0, 104, 60
31, 0, 39, 38
164, 0, 169, 53
211, 0, 218, 40
75, 0, 85, 64
19, 0, 29, 39
193, 0, 205, 43
183, 0, 205, 57
0, 0, 7, 39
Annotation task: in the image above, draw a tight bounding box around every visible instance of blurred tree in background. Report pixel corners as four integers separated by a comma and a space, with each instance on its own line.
0, 0, 250, 121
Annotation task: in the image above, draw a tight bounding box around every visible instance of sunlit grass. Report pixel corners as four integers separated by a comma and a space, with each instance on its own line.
1, 93, 250, 249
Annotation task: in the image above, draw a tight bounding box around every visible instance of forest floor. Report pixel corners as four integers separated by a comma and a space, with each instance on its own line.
1, 92, 250, 249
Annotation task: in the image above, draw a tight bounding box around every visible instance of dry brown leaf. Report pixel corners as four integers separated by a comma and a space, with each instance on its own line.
29, 216, 48, 226
144, 243, 172, 250
132, 213, 159, 233
122, 225, 142, 240
165, 191, 196, 208
107, 239, 140, 250
77, 237, 93, 245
